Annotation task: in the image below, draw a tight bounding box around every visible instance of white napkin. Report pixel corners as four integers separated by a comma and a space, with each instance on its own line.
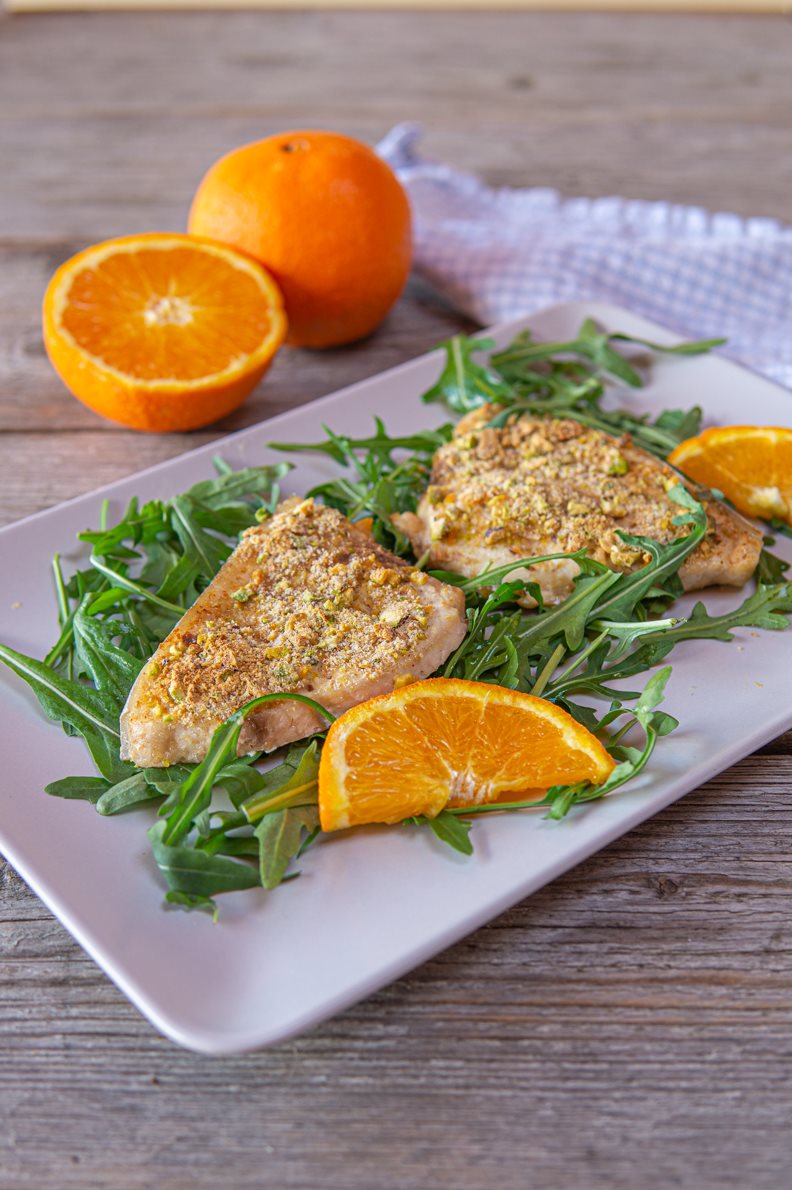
378, 124, 792, 390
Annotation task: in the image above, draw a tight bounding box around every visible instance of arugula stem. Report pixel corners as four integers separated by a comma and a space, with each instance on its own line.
89, 553, 185, 615
606, 716, 638, 747
445, 796, 548, 816
52, 554, 69, 626
203, 780, 320, 847
529, 643, 566, 697
242, 779, 318, 824
48, 554, 76, 678
542, 630, 609, 693
44, 609, 77, 668
204, 810, 247, 839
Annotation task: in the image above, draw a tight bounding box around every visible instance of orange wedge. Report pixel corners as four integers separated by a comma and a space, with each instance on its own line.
42, 233, 287, 432
318, 678, 615, 831
669, 426, 792, 526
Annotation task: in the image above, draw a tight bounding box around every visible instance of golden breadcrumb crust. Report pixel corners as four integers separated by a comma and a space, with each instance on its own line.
394, 407, 762, 602
140, 498, 445, 728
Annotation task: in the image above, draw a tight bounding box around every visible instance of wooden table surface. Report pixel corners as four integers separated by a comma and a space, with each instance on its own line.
2, 9, 792, 1189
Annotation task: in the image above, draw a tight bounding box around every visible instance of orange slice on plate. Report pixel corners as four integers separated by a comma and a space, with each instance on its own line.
669, 426, 792, 526
42, 233, 287, 432
318, 677, 615, 831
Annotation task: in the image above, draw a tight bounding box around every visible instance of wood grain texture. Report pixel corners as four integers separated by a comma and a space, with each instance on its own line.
1, 9, 791, 1189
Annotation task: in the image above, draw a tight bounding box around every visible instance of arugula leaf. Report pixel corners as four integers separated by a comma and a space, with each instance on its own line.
539, 579, 792, 707
158, 714, 244, 844
164, 891, 220, 920
422, 337, 514, 413
609, 331, 726, 356
73, 605, 143, 709
153, 552, 201, 604
142, 766, 194, 796
170, 494, 233, 582
537, 668, 677, 819
96, 771, 161, 816
213, 757, 268, 808
149, 820, 260, 901
0, 642, 132, 782
271, 425, 452, 463
642, 584, 792, 642
423, 809, 474, 855
491, 318, 643, 388
653, 405, 703, 444
273, 420, 450, 554
634, 666, 674, 718
183, 462, 291, 512
255, 805, 321, 890
419, 321, 717, 460
492, 319, 723, 387
44, 775, 110, 804
88, 551, 184, 617
756, 545, 790, 585
177, 738, 323, 892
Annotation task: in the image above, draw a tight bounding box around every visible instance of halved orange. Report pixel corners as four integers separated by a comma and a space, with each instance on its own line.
318, 678, 615, 831
42, 233, 287, 432
669, 426, 792, 525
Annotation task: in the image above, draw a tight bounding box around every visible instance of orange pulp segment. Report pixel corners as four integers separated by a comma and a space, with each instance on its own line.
318, 677, 616, 831
42, 232, 287, 431
669, 426, 792, 525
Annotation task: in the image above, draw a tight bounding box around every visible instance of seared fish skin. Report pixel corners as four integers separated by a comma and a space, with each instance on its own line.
393, 407, 762, 606
121, 498, 466, 767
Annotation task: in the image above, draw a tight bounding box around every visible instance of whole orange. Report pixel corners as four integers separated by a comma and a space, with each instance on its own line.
187, 130, 412, 349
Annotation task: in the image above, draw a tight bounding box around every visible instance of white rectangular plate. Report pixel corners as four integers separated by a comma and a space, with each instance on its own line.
1, 301, 791, 1055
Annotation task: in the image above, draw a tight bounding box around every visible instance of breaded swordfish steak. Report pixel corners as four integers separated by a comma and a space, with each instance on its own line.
120, 498, 466, 767
393, 406, 762, 607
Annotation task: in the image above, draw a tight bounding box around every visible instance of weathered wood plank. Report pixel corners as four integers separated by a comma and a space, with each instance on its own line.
1, 759, 791, 1189
2, 12, 792, 237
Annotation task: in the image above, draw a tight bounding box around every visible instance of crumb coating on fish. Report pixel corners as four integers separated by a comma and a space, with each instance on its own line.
399, 408, 761, 596
136, 498, 456, 730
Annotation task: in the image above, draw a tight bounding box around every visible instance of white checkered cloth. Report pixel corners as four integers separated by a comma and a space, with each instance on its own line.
377, 124, 792, 390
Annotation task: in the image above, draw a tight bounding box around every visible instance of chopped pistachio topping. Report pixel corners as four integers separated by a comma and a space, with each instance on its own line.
140, 499, 449, 728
